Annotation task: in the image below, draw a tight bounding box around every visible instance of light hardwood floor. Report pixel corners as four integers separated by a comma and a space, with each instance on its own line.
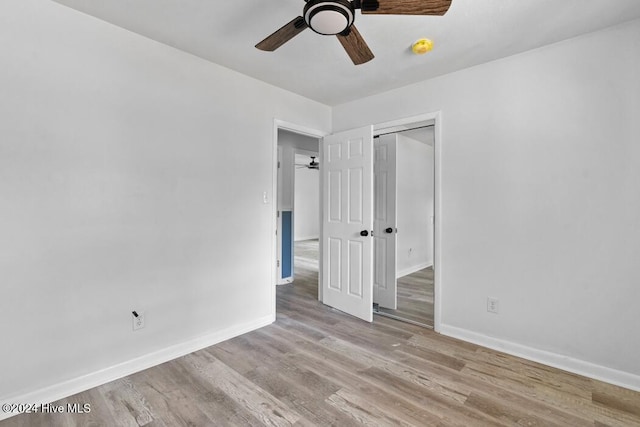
378, 267, 434, 327
3, 242, 640, 426
297, 239, 434, 327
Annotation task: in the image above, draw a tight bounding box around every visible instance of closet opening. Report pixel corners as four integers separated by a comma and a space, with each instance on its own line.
372, 121, 436, 328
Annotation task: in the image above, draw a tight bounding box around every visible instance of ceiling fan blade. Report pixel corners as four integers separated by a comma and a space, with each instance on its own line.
255, 16, 308, 51
361, 0, 452, 16
336, 25, 374, 65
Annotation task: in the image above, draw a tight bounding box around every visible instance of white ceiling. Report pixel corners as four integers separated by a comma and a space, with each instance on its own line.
52, 0, 640, 106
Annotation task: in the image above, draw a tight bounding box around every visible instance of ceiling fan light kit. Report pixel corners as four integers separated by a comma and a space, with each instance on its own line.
296, 156, 320, 170
256, 0, 452, 65
304, 0, 355, 35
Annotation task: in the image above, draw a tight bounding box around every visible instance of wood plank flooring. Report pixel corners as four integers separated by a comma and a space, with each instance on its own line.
296, 239, 434, 327
378, 267, 434, 327
3, 244, 640, 426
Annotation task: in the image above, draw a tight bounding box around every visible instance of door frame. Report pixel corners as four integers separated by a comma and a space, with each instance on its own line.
272, 120, 327, 316
372, 111, 442, 332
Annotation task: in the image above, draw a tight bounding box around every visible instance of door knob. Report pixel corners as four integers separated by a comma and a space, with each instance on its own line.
360, 230, 369, 237
385, 227, 394, 234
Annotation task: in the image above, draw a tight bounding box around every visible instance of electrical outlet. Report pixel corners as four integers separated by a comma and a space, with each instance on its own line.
132, 311, 145, 330
487, 298, 499, 314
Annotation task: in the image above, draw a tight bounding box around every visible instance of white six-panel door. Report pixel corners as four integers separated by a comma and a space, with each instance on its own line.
373, 134, 397, 309
321, 126, 374, 322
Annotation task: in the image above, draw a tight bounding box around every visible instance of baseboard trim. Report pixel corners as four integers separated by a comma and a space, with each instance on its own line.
277, 277, 293, 285
0, 315, 274, 421
439, 324, 640, 392
397, 262, 432, 278
294, 236, 319, 242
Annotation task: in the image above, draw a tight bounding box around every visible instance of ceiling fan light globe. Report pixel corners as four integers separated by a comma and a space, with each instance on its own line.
310, 11, 349, 35
304, 0, 355, 35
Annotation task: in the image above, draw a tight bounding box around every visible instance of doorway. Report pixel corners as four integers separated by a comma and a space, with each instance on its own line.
373, 124, 435, 328
273, 121, 324, 310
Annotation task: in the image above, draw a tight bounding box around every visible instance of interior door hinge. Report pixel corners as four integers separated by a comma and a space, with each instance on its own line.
277, 260, 280, 267
278, 161, 281, 168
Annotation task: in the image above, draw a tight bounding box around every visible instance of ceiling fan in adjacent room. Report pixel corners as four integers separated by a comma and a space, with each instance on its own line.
296, 156, 320, 170
256, 0, 452, 65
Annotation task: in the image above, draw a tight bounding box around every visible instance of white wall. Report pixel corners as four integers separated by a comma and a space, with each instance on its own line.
277, 145, 295, 211
396, 134, 434, 276
278, 130, 320, 153
277, 130, 319, 213
294, 156, 320, 241
0, 0, 331, 407
333, 20, 640, 388
277, 130, 320, 241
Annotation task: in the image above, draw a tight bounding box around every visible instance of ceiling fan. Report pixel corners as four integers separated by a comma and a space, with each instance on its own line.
256, 0, 452, 65
296, 156, 320, 170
